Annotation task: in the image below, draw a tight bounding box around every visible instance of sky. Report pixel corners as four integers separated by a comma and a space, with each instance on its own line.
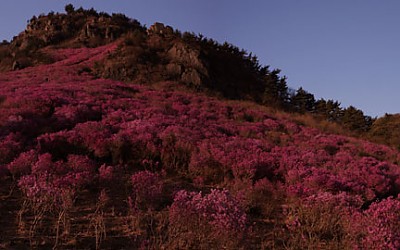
1, 1, 399, 117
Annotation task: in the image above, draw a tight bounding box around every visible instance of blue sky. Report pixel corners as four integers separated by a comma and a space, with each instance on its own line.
1, 1, 399, 117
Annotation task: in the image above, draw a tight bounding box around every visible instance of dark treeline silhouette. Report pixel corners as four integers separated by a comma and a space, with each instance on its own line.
174, 30, 374, 133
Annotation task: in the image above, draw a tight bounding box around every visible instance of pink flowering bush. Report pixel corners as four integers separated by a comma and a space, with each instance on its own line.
18, 153, 96, 207
7, 149, 37, 177
190, 137, 275, 184
131, 170, 163, 210
168, 189, 247, 248
18, 173, 66, 206
0, 133, 22, 164
30, 153, 55, 174
360, 197, 400, 249
98, 164, 114, 184
72, 122, 113, 159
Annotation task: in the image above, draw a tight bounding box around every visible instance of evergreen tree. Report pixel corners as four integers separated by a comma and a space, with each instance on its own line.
65, 4, 75, 14
262, 69, 288, 108
315, 98, 328, 116
290, 87, 316, 113
341, 106, 371, 132
315, 99, 343, 122
326, 100, 343, 122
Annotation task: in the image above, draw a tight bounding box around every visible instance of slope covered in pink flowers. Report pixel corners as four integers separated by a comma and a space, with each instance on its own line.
1, 42, 400, 249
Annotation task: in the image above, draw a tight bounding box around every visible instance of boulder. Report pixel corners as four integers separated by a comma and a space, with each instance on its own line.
147, 22, 173, 36
167, 43, 204, 70
166, 42, 209, 85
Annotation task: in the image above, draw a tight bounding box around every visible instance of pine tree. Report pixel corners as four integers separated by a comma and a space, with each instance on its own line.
262, 69, 288, 108
65, 4, 75, 15
290, 87, 315, 113
341, 106, 371, 132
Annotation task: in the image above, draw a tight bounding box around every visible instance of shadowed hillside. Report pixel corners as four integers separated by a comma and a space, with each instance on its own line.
0, 5, 400, 249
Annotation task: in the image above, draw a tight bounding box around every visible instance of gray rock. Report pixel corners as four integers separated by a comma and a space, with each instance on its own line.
147, 22, 173, 36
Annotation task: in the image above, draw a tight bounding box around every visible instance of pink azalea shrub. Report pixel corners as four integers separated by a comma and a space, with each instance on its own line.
98, 164, 114, 183
0, 133, 22, 164
18, 173, 68, 207
360, 197, 400, 249
7, 149, 37, 177
168, 189, 247, 248
18, 153, 96, 208
131, 170, 163, 210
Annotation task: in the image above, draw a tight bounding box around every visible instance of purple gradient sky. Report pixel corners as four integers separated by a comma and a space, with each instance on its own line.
1, 1, 399, 117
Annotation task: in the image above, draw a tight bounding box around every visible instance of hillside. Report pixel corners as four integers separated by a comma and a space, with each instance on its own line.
0, 5, 375, 134
1, 6, 400, 249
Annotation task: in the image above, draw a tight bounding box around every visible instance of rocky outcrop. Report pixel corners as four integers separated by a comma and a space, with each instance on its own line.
147, 22, 174, 36
0, 9, 146, 72
96, 22, 209, 87
12, 10, 145, 51
166, 42, 208, 86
